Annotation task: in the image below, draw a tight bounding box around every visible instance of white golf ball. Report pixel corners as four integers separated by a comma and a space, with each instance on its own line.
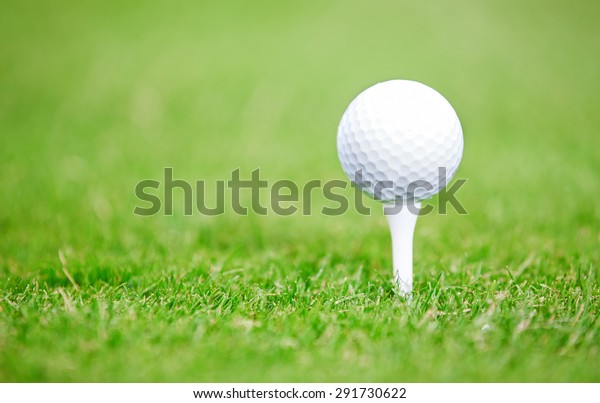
337, 80, 463, 202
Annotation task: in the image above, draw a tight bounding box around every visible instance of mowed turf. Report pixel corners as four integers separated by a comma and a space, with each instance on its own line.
0, 0, 598, 382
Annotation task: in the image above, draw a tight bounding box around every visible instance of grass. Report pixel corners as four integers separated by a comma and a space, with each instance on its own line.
0, 0, 599, 382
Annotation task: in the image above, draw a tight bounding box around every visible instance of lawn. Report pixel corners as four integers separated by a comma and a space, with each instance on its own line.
0, 0, 598, 382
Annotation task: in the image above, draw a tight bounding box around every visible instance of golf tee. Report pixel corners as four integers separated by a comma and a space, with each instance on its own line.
384, 202, 421, 296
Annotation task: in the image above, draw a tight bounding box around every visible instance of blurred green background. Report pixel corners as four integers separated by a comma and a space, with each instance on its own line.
0, 0, 598, 382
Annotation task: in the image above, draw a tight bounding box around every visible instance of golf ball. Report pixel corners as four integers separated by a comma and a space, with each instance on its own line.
337, 80, 463, 202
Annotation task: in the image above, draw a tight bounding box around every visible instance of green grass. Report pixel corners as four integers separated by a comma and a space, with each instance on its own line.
0, 0, 599, 382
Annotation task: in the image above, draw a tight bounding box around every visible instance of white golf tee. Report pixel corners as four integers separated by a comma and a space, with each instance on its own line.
384, 202, 421, 295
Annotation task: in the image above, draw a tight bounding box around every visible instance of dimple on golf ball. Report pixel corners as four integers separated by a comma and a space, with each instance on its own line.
337, 80, 463, 202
